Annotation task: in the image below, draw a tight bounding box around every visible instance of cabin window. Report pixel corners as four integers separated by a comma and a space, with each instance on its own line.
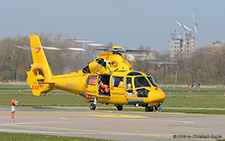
87, 75, 97, 85
134, 77, 150, 88
112, 76, 124, 87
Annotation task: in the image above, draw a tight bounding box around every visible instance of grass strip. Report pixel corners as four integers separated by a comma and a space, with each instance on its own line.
0, 85, 225, 114
0, 132, 113, 141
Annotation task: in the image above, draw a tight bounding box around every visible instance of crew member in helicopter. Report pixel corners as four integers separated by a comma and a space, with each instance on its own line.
99, 77, 110, 95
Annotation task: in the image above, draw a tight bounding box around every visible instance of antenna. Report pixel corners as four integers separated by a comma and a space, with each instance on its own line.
192, 12, 198, 49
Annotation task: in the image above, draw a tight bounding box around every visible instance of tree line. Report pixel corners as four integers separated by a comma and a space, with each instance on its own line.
133, 45, 225, 85
0, 33, 84, 82
0, 33, 224, 85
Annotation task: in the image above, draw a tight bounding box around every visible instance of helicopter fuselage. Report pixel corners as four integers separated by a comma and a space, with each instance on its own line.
47, 68, 165, 108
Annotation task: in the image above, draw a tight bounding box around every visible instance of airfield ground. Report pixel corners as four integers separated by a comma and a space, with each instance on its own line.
0, 84, 225, 114
0, 106, 225, 141
0, 84, 225, 140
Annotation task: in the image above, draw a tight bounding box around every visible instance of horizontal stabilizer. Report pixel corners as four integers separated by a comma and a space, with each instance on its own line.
27, 71, 41, 96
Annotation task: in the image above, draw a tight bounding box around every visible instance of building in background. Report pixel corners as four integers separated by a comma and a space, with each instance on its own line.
168, 31, 196, 59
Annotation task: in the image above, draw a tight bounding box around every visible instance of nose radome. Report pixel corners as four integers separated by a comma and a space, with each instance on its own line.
152, 89, 165, 103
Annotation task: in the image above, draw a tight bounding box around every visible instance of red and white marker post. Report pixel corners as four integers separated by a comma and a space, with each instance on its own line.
11, 99, 19, 122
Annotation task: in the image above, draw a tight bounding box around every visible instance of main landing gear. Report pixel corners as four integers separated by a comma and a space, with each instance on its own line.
115, 104, 123, 111
89, 98, 97, 110
89, 103, 96, 110
145, 106, 154, 112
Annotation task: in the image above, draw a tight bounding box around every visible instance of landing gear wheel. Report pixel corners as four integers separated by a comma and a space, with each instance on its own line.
145, 106, 154, 112
116, 105, 123, 111
90, 104, 96, 110
155, 105, 159, 111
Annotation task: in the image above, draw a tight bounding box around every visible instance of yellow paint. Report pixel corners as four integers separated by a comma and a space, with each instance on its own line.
112, 46, 122, 50
89, 114, 147, 118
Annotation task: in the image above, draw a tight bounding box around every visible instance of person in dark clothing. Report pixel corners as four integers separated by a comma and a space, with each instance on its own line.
197, 82, 201, 88
192, 82, 196, 88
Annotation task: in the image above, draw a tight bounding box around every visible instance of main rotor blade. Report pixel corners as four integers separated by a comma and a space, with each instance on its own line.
68, 48, 86, 51
15, 45, 62, 51
141, 57, 161, 61
15, 45, 30, 50
87, 43, 106, 47
150, 61, 178, 65
124, 49, 153, 53
42, 46, 62, 50
74, 40, 94, 43
88, 48, 109, 52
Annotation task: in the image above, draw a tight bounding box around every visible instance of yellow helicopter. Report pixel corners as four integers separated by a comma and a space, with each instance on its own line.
26, 35, 165, 112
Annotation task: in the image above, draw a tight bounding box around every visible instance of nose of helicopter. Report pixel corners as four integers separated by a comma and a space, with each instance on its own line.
150, 88, 165, 103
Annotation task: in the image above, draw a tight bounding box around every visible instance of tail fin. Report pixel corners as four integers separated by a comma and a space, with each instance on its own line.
27, 35, 54, 96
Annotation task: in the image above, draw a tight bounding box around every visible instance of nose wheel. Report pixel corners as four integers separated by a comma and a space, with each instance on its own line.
155, 105, 160, 111
145, 106, 154, 112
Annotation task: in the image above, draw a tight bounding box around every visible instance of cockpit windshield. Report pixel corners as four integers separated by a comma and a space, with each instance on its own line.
134, 77, 150, 88
147, 76, 158, 87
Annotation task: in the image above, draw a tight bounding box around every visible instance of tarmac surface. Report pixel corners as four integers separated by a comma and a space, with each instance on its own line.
0, 106, 225, 141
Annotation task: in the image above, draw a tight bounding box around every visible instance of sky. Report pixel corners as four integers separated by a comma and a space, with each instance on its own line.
0, 0, 225, 52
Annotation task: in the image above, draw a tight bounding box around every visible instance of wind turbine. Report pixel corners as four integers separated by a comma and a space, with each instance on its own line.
176, 21, 192, 53
192, 12, 198, 49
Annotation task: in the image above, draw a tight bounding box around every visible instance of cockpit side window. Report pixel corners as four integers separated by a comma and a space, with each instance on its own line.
134, 77, 150, 88
147, 76, 158, 87
126, 77, 132, 89
126, 77, 134, 97
87, 75, 97, 85
82, 65, 90, 74
112, 76, 124, 87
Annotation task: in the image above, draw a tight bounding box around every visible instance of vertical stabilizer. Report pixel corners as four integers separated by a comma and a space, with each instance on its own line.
27, 35, 53, 96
